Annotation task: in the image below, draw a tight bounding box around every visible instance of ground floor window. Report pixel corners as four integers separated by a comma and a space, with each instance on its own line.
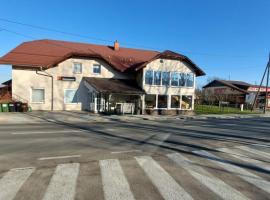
32, 88, 45, 103
158, 95, 168, 108
181, 95, 192, 109
64, 89, 78, 104
145, 94, 156, 108
171, 95, 180, 108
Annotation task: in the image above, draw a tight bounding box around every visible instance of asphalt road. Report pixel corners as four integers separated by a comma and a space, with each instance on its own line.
0, 113, 270, 200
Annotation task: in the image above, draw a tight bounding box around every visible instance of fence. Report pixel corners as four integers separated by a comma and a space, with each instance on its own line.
194, 102, 261, 114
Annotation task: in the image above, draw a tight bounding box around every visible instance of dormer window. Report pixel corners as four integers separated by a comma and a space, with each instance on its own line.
73, 62, 82, 74
93, 64, 101, 74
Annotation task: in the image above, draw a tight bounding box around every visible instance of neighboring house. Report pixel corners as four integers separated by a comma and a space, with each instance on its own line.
203, 79, 270, 107
0, 39, 205, 114
0, 79, 12, 102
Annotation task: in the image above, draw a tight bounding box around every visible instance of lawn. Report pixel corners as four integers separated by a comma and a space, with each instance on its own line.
194, 104, 260, 115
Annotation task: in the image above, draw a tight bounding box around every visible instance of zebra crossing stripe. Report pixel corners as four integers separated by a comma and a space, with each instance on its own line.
135, 156, 193, 200
99, 159, 135, 200
236, 146, 270, 160
167, 153, 249, 200
0, 167, 35, 200
194, 150, 270, 194
218, 148, 270, 172
42, 163, 80, 200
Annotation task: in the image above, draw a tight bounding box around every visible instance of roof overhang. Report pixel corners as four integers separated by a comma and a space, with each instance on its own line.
83, 77, 145, 95
134, 50, 206, 76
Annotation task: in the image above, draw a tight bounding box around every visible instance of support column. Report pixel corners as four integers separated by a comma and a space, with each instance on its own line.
141, 94, 145, 115
167, 94, 171, 109
155, 94, 158, 109
94, 96, 97, 113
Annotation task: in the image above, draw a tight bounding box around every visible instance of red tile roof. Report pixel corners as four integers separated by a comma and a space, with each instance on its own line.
0, 39, 205, 76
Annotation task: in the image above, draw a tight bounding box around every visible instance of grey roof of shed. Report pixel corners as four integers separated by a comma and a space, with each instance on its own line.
84, 77, 145, 95
203, 79, 250, 94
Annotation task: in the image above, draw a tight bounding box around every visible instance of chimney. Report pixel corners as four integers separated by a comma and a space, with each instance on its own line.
114, 40, 120, 51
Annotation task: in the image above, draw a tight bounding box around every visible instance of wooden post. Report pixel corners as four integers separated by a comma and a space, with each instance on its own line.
252, 54, 270, 111
264, 55, 270, 113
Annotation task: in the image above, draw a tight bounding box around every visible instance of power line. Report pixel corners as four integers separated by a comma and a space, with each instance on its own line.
0, 17, 161, 51
0, 26, 100, 61
0, 26, 266, 70
0, 17, 268, 58
0, 18, 114, 43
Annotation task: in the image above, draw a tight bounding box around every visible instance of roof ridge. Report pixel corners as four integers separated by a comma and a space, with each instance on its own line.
33, 39, 160, 53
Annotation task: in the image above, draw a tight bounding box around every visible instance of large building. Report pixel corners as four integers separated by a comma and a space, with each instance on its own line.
0, 39, 205, 114
203, 79, 270, 108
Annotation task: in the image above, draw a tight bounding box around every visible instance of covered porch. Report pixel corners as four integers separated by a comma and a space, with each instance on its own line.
83, 77, 144, 114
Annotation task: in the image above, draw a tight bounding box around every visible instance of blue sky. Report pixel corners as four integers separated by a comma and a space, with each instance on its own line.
0, 0, 269, 88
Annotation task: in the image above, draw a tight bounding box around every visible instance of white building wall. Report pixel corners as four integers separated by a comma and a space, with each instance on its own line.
142, 59, 196, 110
12, 58, 131, 111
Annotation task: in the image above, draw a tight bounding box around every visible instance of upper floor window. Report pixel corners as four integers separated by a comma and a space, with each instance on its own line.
162, 72, 170, 86
171, 72, 179, 86
144, 70, 194, 88
154, 71, 162, 85
179, 73, 186, 87
145, 70, 153, 85
32, 88, 45, 103
93, 64, 101, 74
186, 73, 194, 87
73, 63, 82, 74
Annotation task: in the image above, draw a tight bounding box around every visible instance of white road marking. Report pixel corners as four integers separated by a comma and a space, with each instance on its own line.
142, 133, 171, 152
218, 148, 270, 171
194, 150, 270, 194
47, 119, 56, 122
0, 167, 35, 200
135, 156, 193, 200
111, 150, 142, 154
167, 153, 249, 200
11, 130, 83, 135
38, 155, 81, 161
99, 159, 135, 200
201, 125, 215, 127
237, 146, 270, 160
42, 163, 79, 200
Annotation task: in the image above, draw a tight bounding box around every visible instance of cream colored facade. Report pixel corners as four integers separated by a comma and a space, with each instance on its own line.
12, 57, 197, 112
12, 58, 130, 111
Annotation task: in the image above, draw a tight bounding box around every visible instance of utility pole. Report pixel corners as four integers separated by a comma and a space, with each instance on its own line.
264, 55, 270, 113
252, 54, 270, 113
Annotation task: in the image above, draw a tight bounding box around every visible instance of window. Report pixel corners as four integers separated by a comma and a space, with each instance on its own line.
73, 63, 82, 74
186, 73, 194, 87
145, 94, 156, 108
145, 70, 153, 85
171, 72, 179, 86
179, 73, 186, 87
154, 71, 162, 85
64, 89, 78, 104
93, 64, 101, 74
162, 72, 170, 86
32, 88, 45, 103
181, 95, 192, 109
158, 95, 168, 108
171, 95, 180, 108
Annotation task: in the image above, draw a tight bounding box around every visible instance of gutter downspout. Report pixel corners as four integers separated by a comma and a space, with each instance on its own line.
36, 67, 54, 111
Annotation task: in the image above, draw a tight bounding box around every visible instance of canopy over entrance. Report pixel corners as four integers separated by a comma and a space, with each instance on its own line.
83, 77, 144, 95
83, 77, 144, 114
